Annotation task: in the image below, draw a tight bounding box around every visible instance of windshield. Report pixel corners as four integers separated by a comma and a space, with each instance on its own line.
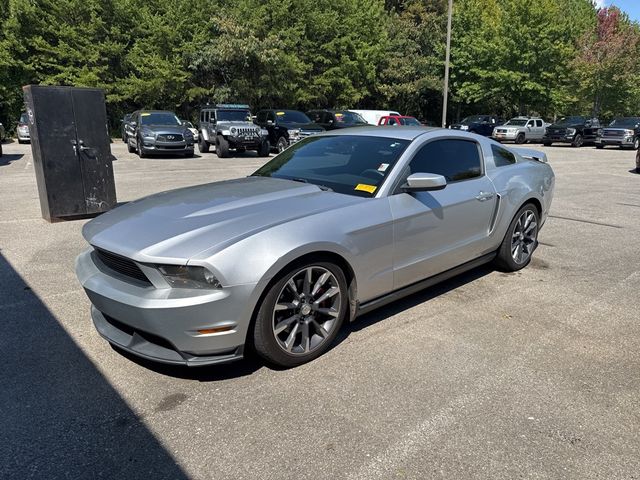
401, 117, 421, 126
252, 135, 410, 197
505, 119, 528, 126
334, 111, 368, 125
140, 112, 181, 126
461, 115, 487, 124
276, 111, 311, 124
609, 117, 640, 127
19, 113, 28, 124
217, 109, 252, 122
556, 116, 586, 126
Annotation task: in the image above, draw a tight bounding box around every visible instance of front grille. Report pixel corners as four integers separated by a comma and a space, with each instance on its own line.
156, 134, 184, 142
495, 129, 507, 134
550, 128, 566, 135
235, 127, 258, 137
603, 129, 625, 138
94, 248, 150, 284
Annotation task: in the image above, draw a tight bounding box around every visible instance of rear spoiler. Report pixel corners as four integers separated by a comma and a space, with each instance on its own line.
509, 147, 548, 163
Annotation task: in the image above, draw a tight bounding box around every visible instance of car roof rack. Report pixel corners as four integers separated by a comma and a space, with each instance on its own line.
215, 103, 250, 109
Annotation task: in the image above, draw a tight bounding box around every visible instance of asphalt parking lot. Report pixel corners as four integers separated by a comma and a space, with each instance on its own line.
1, 139, 639, 479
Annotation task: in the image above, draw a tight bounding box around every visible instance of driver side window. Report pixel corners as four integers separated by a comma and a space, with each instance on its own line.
408, 139, 482, 183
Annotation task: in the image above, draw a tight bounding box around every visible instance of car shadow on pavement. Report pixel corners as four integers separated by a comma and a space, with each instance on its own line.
0, 153, 24, 167
0, 253, 189, 479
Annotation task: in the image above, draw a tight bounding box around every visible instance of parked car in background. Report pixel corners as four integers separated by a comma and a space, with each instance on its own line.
450, 115, 504, 137
543, 116, 600, 147
76, 127, 554, 368
636, 148, 640, 173
349, 109, 401, 125
378, 115, 422, 126
125, 110, 195, 158
120, 113, 132, 142
595, 117, 640, 150
183, 121, 199, 143
16, 112, 30, 144
198, 104, 270, 158
255, 109, 324, 153
306, 110, 368, 130
492, 117, 546, 144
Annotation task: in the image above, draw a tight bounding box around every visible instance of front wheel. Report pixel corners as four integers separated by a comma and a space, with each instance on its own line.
137, 138, 146, 158
633, 137, 640, 150
198, 136, 209, 153
257, 140, 270, 157
515, 133, 526, 144
276, 136, 288, 153
216, 135, 230, 158
571, 134, 584, 148
543, 141, 552, 147
253, 261, 348, 367
494, 204, 540, 272
596, 144, 604, 149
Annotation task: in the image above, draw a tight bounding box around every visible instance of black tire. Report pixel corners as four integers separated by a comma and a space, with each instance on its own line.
257, 140, 270, 157
198, 136, 209, 153
137, 138, 146, 158
216, 135, 230, 158
184, 150, 194, 158
276, 136, 288, 153
633, 137, 640, 150
571, 133, 584, 148
253, 260, 349, 367
515, 133, 526, 144
0, 142, 3, 156
17, 139, 24, 145
596, 144, 604, 149
127, 139, 135, 153
543, 141, 552, 147
494, 203, 540, 272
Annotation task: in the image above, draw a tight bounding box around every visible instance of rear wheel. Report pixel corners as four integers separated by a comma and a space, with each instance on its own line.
543, 141, 552, 147
494, 204, 539, 272
253, 261, 348, 367
216, 135, 230, 158
198, 136, 209, 153
571, 133, 584, 148
515, 133, 526, 144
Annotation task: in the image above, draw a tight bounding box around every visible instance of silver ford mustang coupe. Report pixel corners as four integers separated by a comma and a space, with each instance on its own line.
76, 127, 554, 368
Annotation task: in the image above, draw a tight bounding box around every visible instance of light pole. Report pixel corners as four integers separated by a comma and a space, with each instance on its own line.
442, 0, 453, 128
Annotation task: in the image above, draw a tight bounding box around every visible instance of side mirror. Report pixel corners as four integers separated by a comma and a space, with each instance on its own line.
402, 173, 447, 192
181, 120, 187, 126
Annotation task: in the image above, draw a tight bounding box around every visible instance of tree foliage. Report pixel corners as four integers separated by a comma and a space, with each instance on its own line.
0, 0, 639, 131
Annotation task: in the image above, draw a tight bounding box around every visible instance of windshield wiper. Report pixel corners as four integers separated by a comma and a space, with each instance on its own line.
289, 177, 333, 192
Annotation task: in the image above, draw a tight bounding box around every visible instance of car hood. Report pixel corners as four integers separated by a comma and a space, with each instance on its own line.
548, 123, 582, 129
83, 177, 364, 263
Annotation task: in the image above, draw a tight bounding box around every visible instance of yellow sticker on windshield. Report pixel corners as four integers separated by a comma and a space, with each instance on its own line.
355, 184, 377, 194
276, 111, 285, 115
141, 113, 151, 116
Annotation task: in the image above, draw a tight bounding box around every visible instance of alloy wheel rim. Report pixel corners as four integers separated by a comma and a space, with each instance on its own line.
277, 139, 287, 153
511, 210, 538, 264
272, 266, 341, 355
575, 135, 583, 147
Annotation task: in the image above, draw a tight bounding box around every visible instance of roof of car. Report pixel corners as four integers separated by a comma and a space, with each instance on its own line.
317, 125, 439, 140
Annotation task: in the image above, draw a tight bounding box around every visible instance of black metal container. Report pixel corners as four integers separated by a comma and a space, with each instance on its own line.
23, 85, 117, 222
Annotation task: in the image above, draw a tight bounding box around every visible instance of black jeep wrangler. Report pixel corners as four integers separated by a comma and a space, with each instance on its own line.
198, 104, 269, 158
542, 116, 600, 147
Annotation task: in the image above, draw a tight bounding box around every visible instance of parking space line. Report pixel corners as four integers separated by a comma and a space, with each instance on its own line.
548, 215, 623, 229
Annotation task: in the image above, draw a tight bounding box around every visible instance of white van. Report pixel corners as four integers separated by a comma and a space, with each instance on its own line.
349, 110, 401, 126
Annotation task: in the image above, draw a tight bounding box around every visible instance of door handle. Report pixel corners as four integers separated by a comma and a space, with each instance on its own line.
476, 191, 495, 202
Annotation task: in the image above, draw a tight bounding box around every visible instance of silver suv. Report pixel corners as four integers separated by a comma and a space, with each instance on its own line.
198, 104, 269, 158
493, 117, 547, 144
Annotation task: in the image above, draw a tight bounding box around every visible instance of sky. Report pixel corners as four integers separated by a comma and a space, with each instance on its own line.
595, 0, 640, 21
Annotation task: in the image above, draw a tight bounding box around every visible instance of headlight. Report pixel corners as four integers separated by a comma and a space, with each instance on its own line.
508, 128, 518, 133
566, 128, 576, 135
597, 128, 603, 136
289, 128, 301, 138
157, 265, 222, 289
624, 129, 634, 136
141, 129, 155, 139
260, 128, 268, 136
460, 125, 469, 131
230, 127, 237, 135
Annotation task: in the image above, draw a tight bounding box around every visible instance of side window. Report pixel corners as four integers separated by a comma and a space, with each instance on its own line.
388, 118, 398, 126
526, 120, 534, 127
408, 139, 482, 182
536, 119, 543, 127
267, 111, 276, 123
491, 145, 517, 167
256, 111, 268, 125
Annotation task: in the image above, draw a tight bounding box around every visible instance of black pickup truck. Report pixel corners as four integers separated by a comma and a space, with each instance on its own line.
450, 115, 504, 137
595, 117, 640, 150
542, 116, 600, 147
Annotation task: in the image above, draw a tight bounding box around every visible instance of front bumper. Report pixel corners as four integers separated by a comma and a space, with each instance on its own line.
17, 129, 30, 141
492, 131, 519, 141
76, 248, 256, 366
141, 139, 194, 155
595, 136, 635, 147
227, 135, 264, 148
543, 134, 575, 144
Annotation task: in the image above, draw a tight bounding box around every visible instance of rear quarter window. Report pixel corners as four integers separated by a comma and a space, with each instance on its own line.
492, 145, 517, 167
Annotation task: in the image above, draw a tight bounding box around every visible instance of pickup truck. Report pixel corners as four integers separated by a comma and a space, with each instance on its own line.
595, 117, 640, 150
378, 115, 422, 126
492, 117, 547, 144
542, 116, 600, 147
